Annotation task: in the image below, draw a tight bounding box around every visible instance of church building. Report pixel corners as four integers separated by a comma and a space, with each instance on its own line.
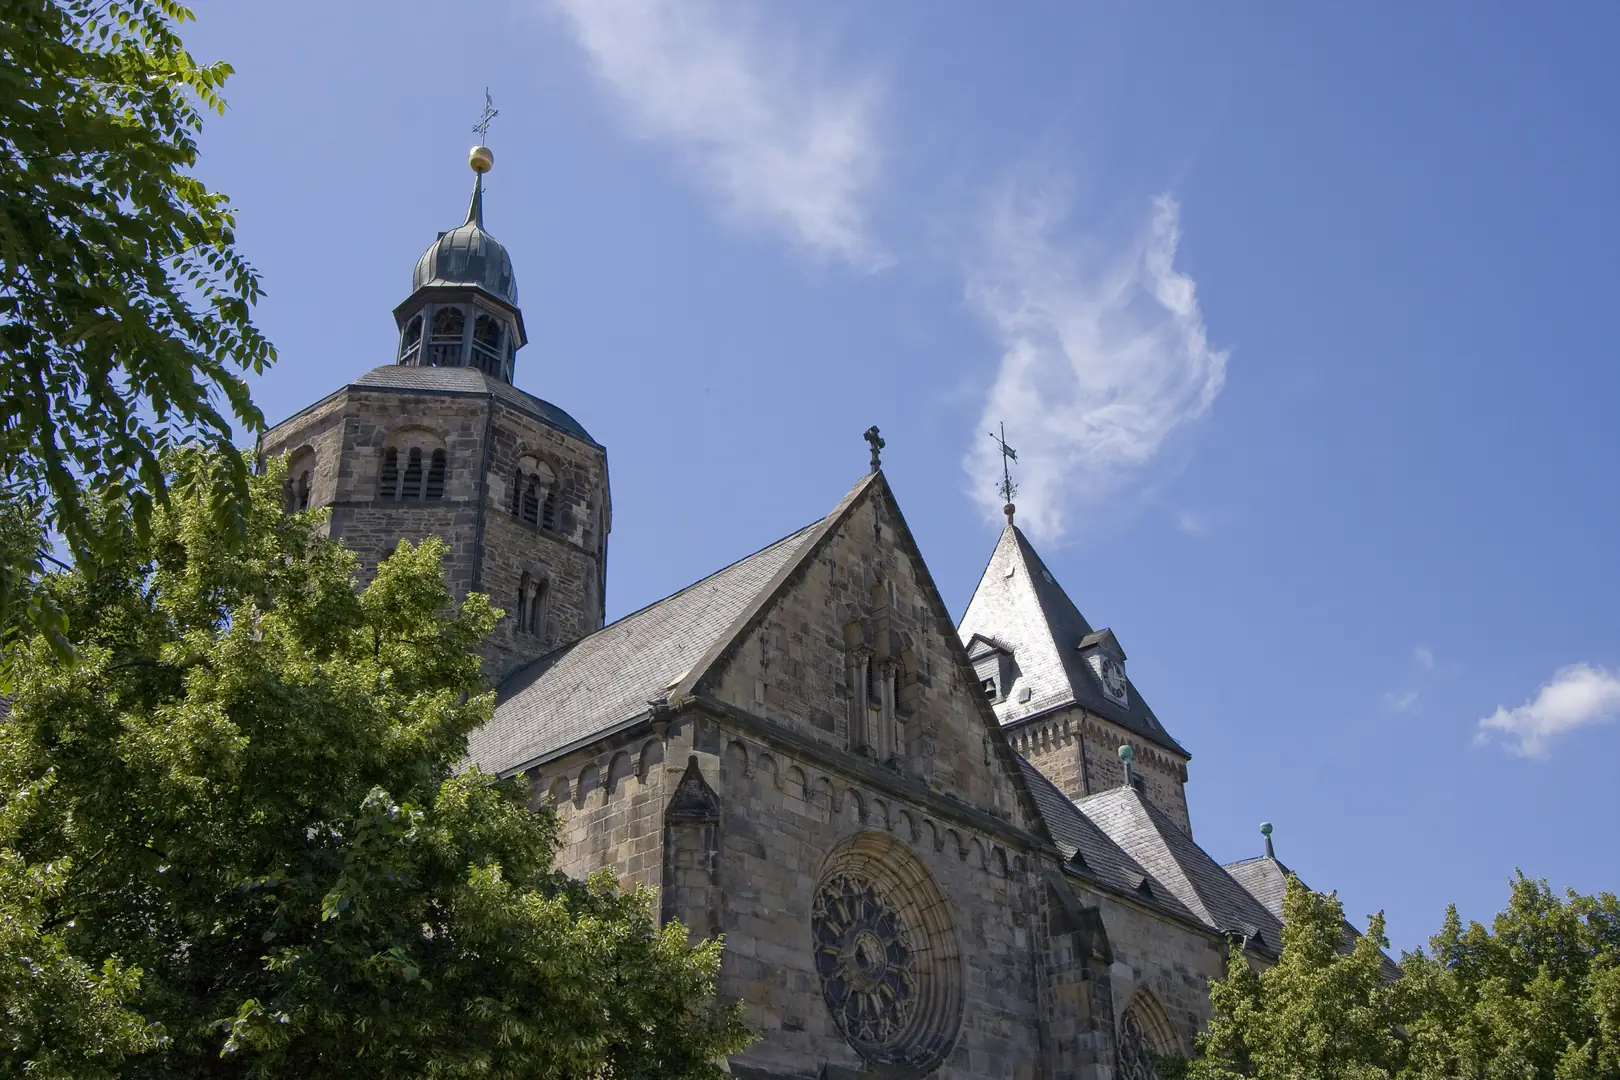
260, 148, 1362, 1080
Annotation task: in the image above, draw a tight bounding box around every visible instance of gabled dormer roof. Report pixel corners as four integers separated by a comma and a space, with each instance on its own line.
958, 524, 1187, 756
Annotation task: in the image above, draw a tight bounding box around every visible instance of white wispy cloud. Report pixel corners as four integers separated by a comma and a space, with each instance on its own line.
1415, 644, 1435, 670
964, 179, 1229, 541
1477, 663, 1620, 757
546, 0, 883, 267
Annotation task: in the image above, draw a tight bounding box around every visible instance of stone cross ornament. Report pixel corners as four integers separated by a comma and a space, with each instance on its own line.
864, 425, 885, 473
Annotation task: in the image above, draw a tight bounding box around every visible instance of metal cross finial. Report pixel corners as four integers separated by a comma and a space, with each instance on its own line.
473, 88, 499, 144
988, 422, 1018, 524
863, 426, 885, 473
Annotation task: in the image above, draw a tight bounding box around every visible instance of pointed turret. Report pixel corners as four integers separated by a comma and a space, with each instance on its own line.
958, 521, 1194, 833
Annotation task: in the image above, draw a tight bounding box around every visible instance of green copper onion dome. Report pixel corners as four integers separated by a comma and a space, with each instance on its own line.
411, 164, 518, 307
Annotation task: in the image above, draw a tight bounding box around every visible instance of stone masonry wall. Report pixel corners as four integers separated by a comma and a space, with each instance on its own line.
710, 722, 1050, 1079
260, 384, 609, 680
529, 731, 670, 894
708, 489, 1026, 826
1009, 707, 1193, 836
1070, 877, 1226, 1058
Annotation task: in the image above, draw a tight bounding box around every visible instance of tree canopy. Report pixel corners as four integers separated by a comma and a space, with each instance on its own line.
0, 0, 273, 642
0, 453, 751, 1078
1189, 875, 1620, 1080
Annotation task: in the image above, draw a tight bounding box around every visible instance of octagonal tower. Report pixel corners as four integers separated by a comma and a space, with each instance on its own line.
260, 151, 609, 679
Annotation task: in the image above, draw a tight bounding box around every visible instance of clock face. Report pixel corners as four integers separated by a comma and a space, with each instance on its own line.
1099, 658, 1128, 702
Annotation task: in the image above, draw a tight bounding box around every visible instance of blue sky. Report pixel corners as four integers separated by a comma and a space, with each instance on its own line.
185, 2, 1619, 952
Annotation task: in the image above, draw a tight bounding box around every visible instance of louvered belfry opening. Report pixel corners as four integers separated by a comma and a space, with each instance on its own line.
402, 447, 424, 498
425, 449, 447, 499
521, 476, 540, 525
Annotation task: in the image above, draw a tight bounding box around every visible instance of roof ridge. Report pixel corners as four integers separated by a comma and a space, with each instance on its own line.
674, 472, 880, 701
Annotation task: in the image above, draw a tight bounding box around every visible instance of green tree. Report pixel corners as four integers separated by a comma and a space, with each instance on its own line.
1398, 874, 1620, 1080
1191, 878, 1402, 1080
0, 0, 274, 640
0, 452, 751, 1078
1190, 875, 1620, 1080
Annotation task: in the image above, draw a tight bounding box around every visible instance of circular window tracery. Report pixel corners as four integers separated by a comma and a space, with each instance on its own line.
811, 832, 962, 1071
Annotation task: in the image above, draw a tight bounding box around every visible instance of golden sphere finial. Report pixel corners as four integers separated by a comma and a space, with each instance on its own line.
469, 145, 495, 174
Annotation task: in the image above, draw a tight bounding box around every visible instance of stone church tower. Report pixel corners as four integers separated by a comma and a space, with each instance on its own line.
259, 151, 610, 678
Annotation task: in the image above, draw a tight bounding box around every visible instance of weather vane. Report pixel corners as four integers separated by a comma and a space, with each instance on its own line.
473, 88, 499, 145
989, 422, 1018, 524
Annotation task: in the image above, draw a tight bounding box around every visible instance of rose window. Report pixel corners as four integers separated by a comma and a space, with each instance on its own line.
813, 874, 918, 1047
810, 832, 963, 1071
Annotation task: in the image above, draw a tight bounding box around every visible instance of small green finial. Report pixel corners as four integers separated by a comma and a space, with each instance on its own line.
1261, 821, 1275, 858
1260, 821, 1272, 837
1118, 744, 1135, 789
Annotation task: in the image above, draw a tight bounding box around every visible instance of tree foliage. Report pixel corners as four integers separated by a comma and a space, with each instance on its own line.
1189, 875, 1620, 1080
0, 0, 274, 641
0, 453, 751, 1078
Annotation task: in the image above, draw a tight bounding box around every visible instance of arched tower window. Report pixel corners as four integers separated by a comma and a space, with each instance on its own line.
425, 449, 447, 499
510, 455, 556, 530
530, 578, 548, 637
427, 305, 466, 366
398, 314, 423, 365
472, 312, 504, 377
541, 487, 559, 531
402, 447, 423, 499
379, 429, 447, 502
515, 572, 549, 638
283, 447, 316, 513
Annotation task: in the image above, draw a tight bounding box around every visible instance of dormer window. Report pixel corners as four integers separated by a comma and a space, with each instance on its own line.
1079, 628, 1129, 708
966, 634, 1015, 706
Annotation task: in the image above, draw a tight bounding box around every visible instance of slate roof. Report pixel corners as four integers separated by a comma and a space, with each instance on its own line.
467, 522, 822, 776
1076, 786, 1284, 954
1224, 852, 1402, 979
958, 525, 1186, 755
349, 366, 598, 445
1223, 854, 1290, 921
1018, 760, 1204, 927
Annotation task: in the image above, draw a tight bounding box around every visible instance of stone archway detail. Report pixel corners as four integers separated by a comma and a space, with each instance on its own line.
810, 830, 963, 1072
1118, 988, 1180, 1080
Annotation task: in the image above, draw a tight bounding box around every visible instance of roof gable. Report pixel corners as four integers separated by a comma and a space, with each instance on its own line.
958, 525, 1186, 756
466, 520, 822, 776
684, 471, 1051, 839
